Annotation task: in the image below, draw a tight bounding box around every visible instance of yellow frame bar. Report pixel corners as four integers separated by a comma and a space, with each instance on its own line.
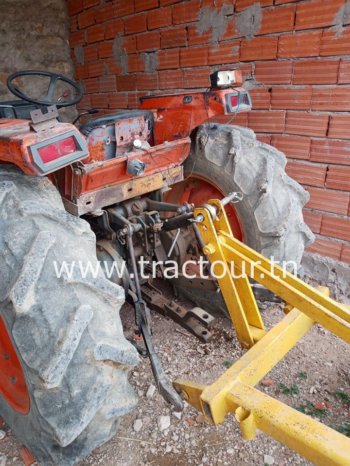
173, 199, 350, 466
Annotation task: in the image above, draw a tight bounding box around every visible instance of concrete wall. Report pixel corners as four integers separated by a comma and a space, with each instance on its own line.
0, 0, 75, 103
68, 0, 350, 268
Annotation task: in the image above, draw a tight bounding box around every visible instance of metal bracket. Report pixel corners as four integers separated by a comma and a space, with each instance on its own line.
30, 105, 59, 133
142, 282, 216, 343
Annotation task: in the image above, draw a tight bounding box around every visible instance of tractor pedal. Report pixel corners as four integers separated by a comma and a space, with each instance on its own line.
141, 282, 216, 343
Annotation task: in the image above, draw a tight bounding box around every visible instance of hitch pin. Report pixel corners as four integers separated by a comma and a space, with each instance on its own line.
221, 191, 244, 206
168, 228, 181, 258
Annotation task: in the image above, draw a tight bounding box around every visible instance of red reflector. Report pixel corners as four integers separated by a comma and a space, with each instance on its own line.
38, 136, 77, 164
229, 95, 239, 108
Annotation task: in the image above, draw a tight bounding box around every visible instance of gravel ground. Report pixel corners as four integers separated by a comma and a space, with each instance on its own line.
1, 296, 350, 466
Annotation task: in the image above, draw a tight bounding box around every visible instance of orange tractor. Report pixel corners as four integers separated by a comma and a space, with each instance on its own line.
0, 69, 313, 465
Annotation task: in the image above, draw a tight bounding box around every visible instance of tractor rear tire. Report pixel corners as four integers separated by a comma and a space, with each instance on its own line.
168, 124, 314, 310
0, 166, 138, 466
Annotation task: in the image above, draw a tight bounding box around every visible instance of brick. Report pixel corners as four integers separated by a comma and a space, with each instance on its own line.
202, 0, 234, 14
84, 77, 99, 93
114, 0, 135, 18
232, 112, 249, 126
256, 134, 272, 145
98, 41, 113, 58
159, 69, 184, 89
88, 61, 104, 77
161, 27, 187, 48
296, 0, 344, 30
75, 64, 89, 80
255, 61, 293, 85
125, 13, 146, 35
136, 73, 158, 90
91, 94, 109, 108
117, 75, 137, 91
240, 37, 278, 61
99, 75, 117, 92
83, 0, 99, 7
339, 60, 350, 83
248, 111, 285, 134
210, 114, 248, 126
310, 139, 350, 166
84, 44, 98, 62
235, 0, 273, 11
180, 46, 208, 67
278, 31, 322, 58
305, 187, 350, 215
321, 215, 350, 242
135, 0, 159, 12
105, 20, 124, 39
173, 0, 201, 24
94, 4, 115, 23
109, 93, 128, 109
326, 165, 350, 191
312, 87, 350, 112
19, 447, 36, 466
70, 15, 78, 33
208, 41, 240, 65
70, 31, 85, 47
67, 0, 84, 16
121, 36, 137, 54
87, 24, 105, 43
307, 236, 342, 260
147, 7, 172, 29
328, 115, 350, 140
136, 31, 160, 51
303, 210, 322, 233
321, 27, 350, 56
271, 87, 312, 110
285, 112, 329, 137
259, 5, 295, 35
341, 245, 350, 264
78, 9, 95, 29
293, 60, 340, 85
271, 134, 311, 160
160, 0, 182, 5
183, 68, 211, 88
275, 0, 299, 3
286, 160, 327, 187
128, 54, 145, 73
157, 49, 180, 69
77, 95, 91, 110
188, 25, 212, 46
249, 88, 271, 109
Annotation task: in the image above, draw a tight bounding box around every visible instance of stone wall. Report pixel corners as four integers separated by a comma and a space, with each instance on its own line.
0, 0, 75, 107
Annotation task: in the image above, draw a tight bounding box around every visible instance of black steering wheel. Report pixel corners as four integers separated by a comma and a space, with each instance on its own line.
7, 70, 83, 107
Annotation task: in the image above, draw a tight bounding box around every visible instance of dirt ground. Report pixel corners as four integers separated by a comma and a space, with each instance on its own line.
1, 296, 350, 466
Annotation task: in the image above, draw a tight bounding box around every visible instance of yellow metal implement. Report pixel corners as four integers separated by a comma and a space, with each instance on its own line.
174, 195, 350, 466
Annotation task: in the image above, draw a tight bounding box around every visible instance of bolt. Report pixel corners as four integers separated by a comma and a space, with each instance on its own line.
203, 244, 216, 255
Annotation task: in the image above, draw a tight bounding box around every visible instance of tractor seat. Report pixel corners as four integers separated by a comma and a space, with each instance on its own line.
80, 110, 154, 137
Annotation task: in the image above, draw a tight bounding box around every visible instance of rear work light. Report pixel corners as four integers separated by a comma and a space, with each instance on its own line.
210, 70, 243, 88
225, 90, 252, 114
29, 131, 88, 174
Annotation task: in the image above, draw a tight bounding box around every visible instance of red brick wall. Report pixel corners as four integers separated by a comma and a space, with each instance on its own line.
68, 0, 350, 265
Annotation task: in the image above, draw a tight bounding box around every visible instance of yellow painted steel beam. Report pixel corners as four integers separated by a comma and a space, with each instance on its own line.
227, 381, 350, 466
174, 306, 314, 424
195, 206, 265, 348
219, 235, 350, 344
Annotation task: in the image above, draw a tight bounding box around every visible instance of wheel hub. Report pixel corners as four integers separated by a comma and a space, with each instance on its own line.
0, 316, 30, 414
165, 175, 244, 241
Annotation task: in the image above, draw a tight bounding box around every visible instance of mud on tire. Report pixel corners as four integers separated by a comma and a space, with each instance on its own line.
0, 166, 138, 466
